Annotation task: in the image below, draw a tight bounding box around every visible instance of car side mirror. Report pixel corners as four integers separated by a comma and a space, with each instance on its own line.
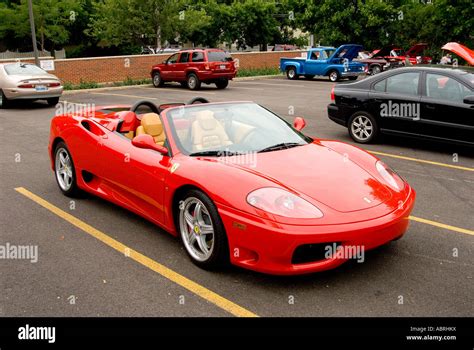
463, 95, 474, 105
163, 60, 168, 64
293, 117, 306, 131
132, 134, 168, 155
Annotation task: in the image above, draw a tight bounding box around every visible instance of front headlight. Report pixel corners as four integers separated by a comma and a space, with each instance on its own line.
376, 161, 405, 191
247, 187, 323, 219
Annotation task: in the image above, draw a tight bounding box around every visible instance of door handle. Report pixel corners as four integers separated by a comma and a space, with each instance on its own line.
373, 98, 383, 102
425, 104, 435, 109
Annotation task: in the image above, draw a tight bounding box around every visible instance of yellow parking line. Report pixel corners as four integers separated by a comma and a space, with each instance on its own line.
369, 151, 474, 172
14, 187, 258, 318
409, 216, 474, 236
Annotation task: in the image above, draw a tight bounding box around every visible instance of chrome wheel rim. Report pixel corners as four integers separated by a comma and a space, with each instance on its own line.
179, 197, 215, 262
153, 74, 161, 86
330, 72, 338, 81
351, 115, 373, 141
0, 92, 3, 106
188, 76, 197, 89
288, 69, 295, 78
372, 66, 381, 74
55, 148, 73, 191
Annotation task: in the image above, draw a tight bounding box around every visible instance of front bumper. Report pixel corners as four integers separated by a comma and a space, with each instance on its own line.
3, 86, 63, 100
218, 188, 415, 275
340, 71, 365, 77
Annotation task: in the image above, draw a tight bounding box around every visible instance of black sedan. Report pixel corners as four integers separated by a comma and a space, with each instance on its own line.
327, 66, 474, 146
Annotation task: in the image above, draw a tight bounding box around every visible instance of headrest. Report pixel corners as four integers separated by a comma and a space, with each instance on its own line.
196, 110, 218, 131
141, 113, 163, 136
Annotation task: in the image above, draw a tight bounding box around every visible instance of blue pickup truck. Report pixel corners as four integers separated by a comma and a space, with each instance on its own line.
280, 44, 367, 82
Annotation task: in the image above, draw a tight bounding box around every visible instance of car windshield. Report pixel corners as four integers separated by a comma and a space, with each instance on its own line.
322, 49, 335, 59
4, 63, 47, 75
207, 51, 233, 62
165, 102, 311, 156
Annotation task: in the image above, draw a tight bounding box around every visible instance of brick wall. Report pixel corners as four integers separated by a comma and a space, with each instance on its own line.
1, 50, 305, 84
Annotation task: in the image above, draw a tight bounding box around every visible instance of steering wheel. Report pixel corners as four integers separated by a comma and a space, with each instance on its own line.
186, 97, 210, 105
130, 100, 160, 114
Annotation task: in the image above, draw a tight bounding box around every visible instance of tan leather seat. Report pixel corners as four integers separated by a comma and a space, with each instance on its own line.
191, 110, 233, 151
135, 113, 166, 145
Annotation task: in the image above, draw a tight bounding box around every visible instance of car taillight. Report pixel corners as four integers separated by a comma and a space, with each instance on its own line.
330, 87, 335, 101
18, 83, 34, 88
48, 82, 60, 87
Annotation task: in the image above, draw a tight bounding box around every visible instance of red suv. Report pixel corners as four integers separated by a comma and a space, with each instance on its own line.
151, 49, 237, 90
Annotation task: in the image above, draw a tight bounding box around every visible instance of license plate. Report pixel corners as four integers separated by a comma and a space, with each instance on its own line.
219, 64, 226, 70
35, 85, 47, 91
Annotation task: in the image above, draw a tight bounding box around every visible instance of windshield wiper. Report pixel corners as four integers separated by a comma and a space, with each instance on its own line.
258, 142, 303, 153
189, 150, 244, 157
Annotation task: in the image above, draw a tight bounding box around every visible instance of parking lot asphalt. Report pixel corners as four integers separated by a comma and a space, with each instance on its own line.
1, 76, 473, 317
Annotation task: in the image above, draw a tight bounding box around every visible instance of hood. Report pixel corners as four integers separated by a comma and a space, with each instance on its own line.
331, 44, 363, 61
227, 143, 392, 213
442, 42, 474, 66
405, 43, 428, 57
372, 45, 398, 58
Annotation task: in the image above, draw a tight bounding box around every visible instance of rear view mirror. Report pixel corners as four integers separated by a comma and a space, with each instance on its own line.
293, 117, 306, 131
463, 95, 474, 105
132, 134, 168, 155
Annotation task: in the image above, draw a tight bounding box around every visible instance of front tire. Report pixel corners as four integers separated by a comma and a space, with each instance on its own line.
215, 79, 229, 89
348, 112, 378, 144
152, 71, 164, 87
54, 142, 81, 197
286, 67, 299, 80
370, 65, 381, 75
187, 73, 201, 90
177, 189, 229, 270
328, 70, 340, 82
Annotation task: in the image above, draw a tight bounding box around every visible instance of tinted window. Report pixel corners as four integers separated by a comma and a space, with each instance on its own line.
386, 72, 419, 95
207, 51, 233, 62
373, 79, 386, 92
426, 73, 472, 103
178, 52, 190, 63
191, 52, 204, 62
167, 53, 179, 64
4, 63, 47, 76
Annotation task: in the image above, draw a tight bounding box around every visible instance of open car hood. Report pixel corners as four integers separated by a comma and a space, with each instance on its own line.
442, 42, 474, 66
405, 43, 428, 57
372, 45, 398, 58
331, 44, 363, 61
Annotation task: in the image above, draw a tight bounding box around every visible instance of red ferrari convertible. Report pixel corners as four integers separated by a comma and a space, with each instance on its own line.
49, 98, 415, 275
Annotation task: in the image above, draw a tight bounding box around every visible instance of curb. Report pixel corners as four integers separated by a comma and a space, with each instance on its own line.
62, 74, 284, 94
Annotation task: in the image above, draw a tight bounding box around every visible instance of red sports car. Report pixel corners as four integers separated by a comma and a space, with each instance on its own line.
48, 98, 416, 275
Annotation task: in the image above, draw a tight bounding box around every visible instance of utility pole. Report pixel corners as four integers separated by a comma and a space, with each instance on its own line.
28, 0, 40, 66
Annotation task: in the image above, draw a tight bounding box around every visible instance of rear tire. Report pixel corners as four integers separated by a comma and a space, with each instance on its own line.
152, 71, 164, 87
348, 112, 378, 144
328, 70, 340, 82
177, 189, 229, 270
215, 79, 229, 89
187, 73, 201, 90
54, 142, 81, 197
47, 97, 60, 106
0, 89, 9, 108
286, 67, 299, 80
370, 65, 382, 75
